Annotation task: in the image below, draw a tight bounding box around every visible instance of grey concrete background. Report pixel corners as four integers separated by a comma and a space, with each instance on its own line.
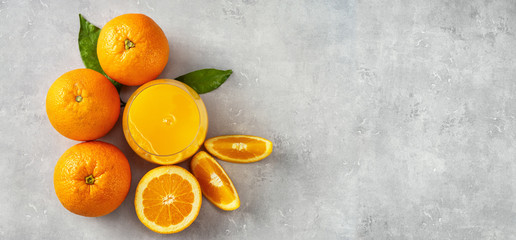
1, 0, 516, 239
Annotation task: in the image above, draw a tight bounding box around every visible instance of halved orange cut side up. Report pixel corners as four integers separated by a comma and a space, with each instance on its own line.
204, 135, 273, 163
191, 151, 240, 211
134, 166, 202, 234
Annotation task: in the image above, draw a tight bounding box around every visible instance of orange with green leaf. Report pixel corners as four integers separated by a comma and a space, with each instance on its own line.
97, 14, 170, 86
47, 12, 276, 236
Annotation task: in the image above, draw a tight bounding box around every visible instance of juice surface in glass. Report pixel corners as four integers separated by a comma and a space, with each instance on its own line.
123, 79, 208, 165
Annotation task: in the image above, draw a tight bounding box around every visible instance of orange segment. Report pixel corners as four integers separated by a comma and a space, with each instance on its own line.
204, 135, 273, 163
191, 151, 240, 211
135, 166, 201, 234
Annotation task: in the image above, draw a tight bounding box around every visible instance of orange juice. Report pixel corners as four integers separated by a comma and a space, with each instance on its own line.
123, 79, 208, 165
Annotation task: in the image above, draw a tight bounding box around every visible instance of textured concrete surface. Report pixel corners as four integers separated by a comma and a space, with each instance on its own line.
1, 0, 516, 239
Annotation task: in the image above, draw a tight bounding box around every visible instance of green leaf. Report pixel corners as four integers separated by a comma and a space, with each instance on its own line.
176, 69, 232, 94
78, 14, 122, 92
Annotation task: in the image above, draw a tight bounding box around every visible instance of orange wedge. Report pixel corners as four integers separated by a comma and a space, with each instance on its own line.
134, 166, 202, 234
204, 135, 273, 163
191, 151, 240, 211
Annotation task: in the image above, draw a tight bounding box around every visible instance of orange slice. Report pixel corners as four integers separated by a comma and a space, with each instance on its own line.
134, 166, 202, 234
191, 151, 240, 211
204, 135, 273, 163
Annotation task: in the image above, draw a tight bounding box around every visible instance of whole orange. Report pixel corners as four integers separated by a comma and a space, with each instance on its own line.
46, 69, 120, 141
97, 14, 169, 86
53, 141, 131, 217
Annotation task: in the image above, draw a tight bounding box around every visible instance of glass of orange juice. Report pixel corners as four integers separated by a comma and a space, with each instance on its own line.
122, 79, 208, 165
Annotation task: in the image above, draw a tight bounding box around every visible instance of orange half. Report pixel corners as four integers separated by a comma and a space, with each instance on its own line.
134, 166, 202, 234
191, 151, 240, 211
204, 135, 273, 163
